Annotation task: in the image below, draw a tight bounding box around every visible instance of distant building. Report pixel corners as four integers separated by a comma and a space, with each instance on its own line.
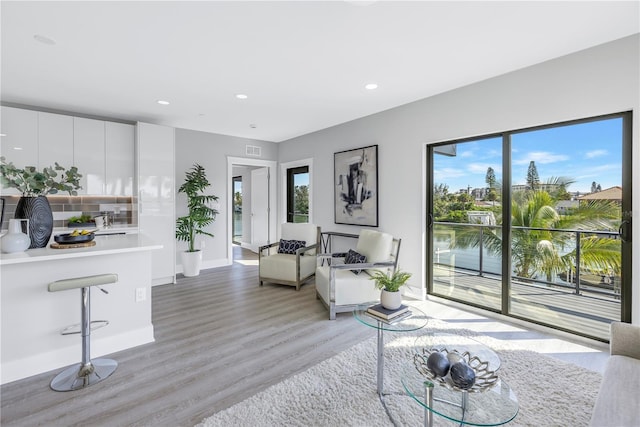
578, 186, 622, 205
556, 200, 579, 214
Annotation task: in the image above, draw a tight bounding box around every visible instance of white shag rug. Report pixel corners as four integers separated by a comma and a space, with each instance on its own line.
197, 319, 601, 427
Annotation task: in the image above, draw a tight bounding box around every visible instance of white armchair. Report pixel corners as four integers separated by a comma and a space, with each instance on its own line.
259, 223, 321, 291
315, 229, 401, 320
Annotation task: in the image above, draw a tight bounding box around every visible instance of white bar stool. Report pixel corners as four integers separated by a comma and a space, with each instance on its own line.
48, 273, 118, 391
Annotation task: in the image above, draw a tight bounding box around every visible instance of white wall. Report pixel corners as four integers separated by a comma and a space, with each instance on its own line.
278, 35, 640, 323
175, 129, 278, 268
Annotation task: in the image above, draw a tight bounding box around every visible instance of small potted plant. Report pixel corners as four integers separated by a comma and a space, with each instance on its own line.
370, 269, 412, 310
176, 163, 219, 277
0, 156, 82, 248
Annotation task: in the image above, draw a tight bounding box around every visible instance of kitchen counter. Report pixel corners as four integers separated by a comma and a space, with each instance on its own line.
0, 233, 158, 265
1, 233, 161, 384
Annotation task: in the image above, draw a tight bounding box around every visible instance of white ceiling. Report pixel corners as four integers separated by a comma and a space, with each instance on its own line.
2, 1, 638, 143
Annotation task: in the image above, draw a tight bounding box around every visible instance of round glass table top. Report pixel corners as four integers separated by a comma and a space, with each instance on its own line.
403, 333, 518, 426
353, 303, 429, 332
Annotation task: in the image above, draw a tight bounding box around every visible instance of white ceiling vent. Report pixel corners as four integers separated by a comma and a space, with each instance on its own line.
246, 145, 262, 157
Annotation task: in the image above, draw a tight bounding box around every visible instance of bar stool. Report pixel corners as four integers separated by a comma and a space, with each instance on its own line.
48, 273, 118, 391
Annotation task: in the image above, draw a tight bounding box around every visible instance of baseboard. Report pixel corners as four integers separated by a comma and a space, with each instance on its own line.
1, 326, 155, 385
176, 257, 231, 275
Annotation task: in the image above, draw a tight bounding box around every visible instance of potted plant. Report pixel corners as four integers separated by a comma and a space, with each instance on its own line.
176, 163, 219, 277
0, 156, 82, 248
370, 269, 412, 310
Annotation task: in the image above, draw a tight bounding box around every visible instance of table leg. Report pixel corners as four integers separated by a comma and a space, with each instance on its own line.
377, 321, 383, 395
424, 381, 434, 427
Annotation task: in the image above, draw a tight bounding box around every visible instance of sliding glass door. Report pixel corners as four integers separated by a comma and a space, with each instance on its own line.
427, 113, 632, 341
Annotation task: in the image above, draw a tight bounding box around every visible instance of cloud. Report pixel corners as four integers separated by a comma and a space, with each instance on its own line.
434, 167, 467, 180
513, 151, 569, 165
584, 149, 608, 158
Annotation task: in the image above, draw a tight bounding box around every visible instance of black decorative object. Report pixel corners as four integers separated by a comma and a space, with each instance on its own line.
427, 351, 451, 377
450, 361, 476, 390
15, 196, 54, 248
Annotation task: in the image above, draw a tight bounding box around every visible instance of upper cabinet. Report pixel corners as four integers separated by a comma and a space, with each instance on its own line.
73, 117, 106, 195
105, 122, 135, 196
0, 107, 39, 194
38, 112, 73, 170
0, 107, 135, 196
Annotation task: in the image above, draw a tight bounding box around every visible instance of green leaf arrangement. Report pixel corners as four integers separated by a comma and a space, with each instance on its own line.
370, 269, 412, 292
0, 156, 82, 196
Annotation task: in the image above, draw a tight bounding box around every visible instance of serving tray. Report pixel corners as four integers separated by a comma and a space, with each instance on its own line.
50, 241, 97, 249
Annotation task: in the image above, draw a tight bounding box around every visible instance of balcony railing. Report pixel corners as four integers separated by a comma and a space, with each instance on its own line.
433, 221, 621, 299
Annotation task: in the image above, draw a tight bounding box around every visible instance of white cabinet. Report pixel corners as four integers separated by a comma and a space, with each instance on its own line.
105, 122, 135, 196
73, 117, 105, 195
0, 107, 38, 195
1, 107, 135, 197
38, 112, 73, 170
137, 122, 176, 285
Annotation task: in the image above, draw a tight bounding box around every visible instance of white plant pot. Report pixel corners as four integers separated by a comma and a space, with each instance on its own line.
380, 289, 402, 310
181, 250, 203, 277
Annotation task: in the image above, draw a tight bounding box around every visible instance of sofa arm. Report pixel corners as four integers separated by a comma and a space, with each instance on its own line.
610, 322, 640, 359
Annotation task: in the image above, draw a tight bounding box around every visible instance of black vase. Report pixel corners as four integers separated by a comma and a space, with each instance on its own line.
15, 196, 54, 249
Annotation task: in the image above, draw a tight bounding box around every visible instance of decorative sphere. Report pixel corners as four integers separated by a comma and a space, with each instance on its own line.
447, 351, 463, 365
426, 352, 450, 377
450, 361, 476, 390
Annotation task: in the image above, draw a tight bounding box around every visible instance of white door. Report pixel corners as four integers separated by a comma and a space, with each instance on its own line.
251, 167, 270, 251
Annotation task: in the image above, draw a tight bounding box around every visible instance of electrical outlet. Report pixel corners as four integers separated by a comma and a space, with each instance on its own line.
135, 287, 146, 302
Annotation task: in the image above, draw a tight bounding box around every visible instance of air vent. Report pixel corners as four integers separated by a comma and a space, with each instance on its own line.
246, 145, 262, 157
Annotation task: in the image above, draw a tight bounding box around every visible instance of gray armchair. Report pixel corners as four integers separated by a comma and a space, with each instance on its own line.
259, 223, 320, 290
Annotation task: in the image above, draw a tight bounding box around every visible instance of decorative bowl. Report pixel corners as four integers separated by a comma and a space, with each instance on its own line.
54, 232, 95, 244
414, 346, 499, 393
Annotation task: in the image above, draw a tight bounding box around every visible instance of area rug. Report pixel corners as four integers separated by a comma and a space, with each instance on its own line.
196, 319, 601, 427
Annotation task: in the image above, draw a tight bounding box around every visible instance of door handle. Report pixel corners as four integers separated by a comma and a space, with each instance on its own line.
619, 220, 631, 243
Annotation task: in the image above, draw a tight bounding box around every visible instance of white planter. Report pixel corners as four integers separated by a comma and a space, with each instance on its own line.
181, 250, 203, 277
380, 289, 402, 310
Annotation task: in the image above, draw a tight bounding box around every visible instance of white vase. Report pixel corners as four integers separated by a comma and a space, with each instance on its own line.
181, 250, 203, 277
1, 219, 31, 253
380, 289, 402, 310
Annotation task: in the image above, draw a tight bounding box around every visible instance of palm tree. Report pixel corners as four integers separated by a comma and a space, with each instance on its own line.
452, 189, 621, 282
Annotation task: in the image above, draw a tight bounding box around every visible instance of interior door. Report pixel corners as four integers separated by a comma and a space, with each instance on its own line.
251, 167, 270, 251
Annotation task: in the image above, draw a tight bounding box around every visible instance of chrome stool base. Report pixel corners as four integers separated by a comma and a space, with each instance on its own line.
50, 358, 118, 391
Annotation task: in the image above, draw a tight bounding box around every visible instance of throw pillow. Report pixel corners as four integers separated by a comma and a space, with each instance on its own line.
278, 239, 306, 255
345, 249, 367, 275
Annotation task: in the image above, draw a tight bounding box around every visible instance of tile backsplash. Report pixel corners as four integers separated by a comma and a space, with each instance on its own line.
0, 195, 137, 231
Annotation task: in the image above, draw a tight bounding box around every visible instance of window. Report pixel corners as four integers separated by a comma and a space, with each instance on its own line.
287, 166, 309, 223
427, 112, 632, 341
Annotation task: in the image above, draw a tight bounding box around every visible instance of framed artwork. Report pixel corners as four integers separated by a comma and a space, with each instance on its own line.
334, 144, 378, 226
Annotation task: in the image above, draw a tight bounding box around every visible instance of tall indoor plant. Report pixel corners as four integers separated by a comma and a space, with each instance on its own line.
0, 156, 82, 248
176, 163, 219, 277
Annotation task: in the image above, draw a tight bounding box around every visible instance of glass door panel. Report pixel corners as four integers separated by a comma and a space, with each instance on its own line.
509, 118, 624, 340
431, 136, 503, 311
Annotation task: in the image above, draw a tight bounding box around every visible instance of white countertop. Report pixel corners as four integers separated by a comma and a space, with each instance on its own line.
0, 233, 162, 265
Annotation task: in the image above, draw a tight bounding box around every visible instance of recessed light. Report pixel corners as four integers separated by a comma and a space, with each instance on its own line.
365, 83, 378, 90
34, 34, 56, 45
157, 100, 170, 105
236, 94, 248, 100
13, 147, 23, 151
249, 124, 257, 129
0, 133, 6, 137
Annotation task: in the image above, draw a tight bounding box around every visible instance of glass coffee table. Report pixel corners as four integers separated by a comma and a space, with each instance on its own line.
354, 304, 429, 423
403, 333, 519, 426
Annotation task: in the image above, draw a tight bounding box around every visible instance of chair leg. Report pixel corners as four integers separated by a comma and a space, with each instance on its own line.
50, 287, 117, 391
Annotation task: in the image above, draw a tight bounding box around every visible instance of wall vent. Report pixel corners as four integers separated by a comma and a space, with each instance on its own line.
246, 145, 262, 157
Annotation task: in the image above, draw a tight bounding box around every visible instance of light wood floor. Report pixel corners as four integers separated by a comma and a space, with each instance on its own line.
0, 246, 609, 426
0, 247, 374, 427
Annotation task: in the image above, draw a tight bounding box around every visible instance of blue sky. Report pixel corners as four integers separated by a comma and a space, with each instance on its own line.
434, 117, 623, 194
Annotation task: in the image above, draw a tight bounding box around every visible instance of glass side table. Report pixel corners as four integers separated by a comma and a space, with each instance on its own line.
403, 333, 519, 426
353, 304, 429, 423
